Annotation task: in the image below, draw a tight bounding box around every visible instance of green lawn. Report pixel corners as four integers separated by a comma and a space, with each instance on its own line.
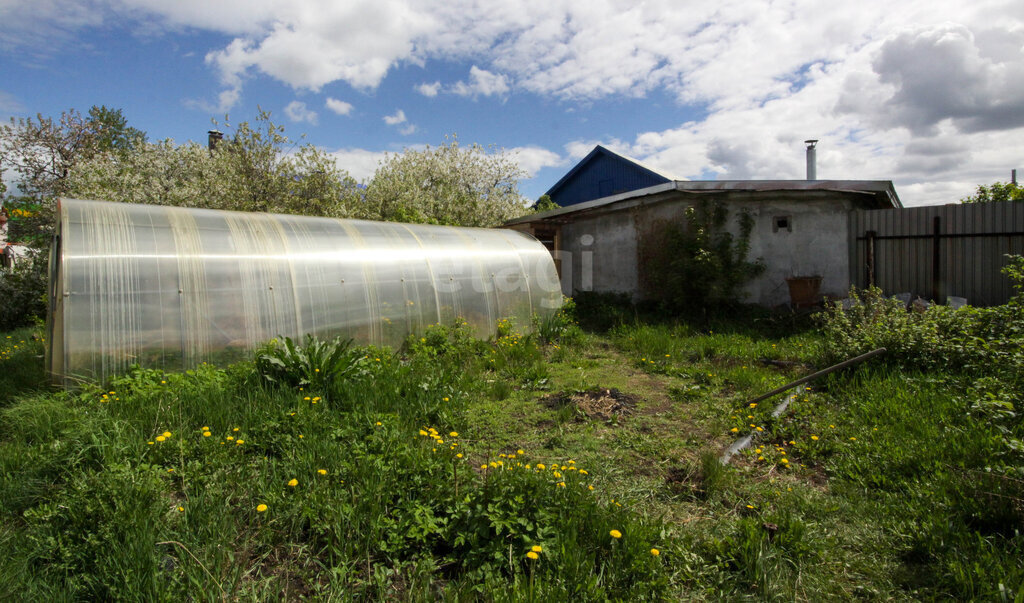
1, 302, 1022, 600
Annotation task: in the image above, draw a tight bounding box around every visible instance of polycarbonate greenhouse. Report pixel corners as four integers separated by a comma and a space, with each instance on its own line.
47, 199, 562, 384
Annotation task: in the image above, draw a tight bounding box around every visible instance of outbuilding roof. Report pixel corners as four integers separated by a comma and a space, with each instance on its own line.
510, 179, 901, 225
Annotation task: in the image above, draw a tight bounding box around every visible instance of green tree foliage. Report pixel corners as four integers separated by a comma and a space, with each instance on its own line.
533, 194, 559, 213
0, 106, 145, 201
68, 109, 361, 218
960, 181, 1024, 203
362, 135, 528, 227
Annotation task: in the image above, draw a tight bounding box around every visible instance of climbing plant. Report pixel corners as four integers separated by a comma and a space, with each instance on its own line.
645, 200, 764, 312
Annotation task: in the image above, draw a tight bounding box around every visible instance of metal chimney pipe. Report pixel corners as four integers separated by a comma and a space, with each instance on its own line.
1013, 169, 1018, 185
804, 140, 818, 180
207, 130, 223, 151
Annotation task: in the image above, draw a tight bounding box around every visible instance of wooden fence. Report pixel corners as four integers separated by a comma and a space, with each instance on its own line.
849, 201, 1024, 306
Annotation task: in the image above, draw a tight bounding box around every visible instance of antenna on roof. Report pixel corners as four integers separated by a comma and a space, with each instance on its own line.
804, 140, 818, 180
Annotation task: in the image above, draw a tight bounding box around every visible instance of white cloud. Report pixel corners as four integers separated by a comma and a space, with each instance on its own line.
284, 100, 318, 125
398, 124, 418, 135
6, 0, 1024, 205
383, 109, 407, 125
327, 148, 388, 181
415, 81, 441, 97
451, 65, 509, 98
325, 97, 353, 115
508, 146, 564, 177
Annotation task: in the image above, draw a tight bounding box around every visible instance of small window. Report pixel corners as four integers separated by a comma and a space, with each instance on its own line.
773, 216, 792, 233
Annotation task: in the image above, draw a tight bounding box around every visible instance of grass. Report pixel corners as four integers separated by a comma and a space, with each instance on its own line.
0, 303, 1022, 600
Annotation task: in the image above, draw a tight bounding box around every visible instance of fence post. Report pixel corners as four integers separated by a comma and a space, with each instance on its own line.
931, 216, 941, 302
866, 230, 876, 288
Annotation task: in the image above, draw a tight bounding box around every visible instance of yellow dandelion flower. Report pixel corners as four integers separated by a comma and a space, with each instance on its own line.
236, 439, 244, 445
588, 485, 595, 491
226, 436, 234, 441
449, 431, 458, 437
375, 421, 382, 426
849, 437, 857, 441
517, 449, 525, 455
532, 545, 542, 553
481, 464, 488, 469
419, 429, 428, 436
756, 426, 763, 432
147, 441, 154, 445
456, 453, 463, 459
811, 435, 819, 441
156, 435, 166, 442
730, 428, 739, 433
201, 426, 209, 431
162, 431, 172, 438
287, 479, 298, 487
651, 548, 660, 556
610, 530, 622, 539
443, 397, 450, 402
256, 504, 268, 513
536, 463, 546, 470
526, 551, 539, 560
233, 427, 239, 432
318, 469, 327, 475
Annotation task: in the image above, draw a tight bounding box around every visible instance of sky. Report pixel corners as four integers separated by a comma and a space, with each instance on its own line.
1, 0, 1023, 207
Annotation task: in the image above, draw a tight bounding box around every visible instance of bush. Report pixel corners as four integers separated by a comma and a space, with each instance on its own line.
534, 297, 584, 346
573, 291, 635, 332
817, 284, 1022, 376
642, 200, 764, 313
0, 249, 48, 331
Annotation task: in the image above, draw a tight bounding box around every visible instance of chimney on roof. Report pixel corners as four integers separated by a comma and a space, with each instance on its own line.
1013, 169, 1018, 185
804, 140, 818, 180
208, 130, 223, 151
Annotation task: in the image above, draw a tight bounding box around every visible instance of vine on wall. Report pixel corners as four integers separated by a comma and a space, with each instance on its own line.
641, 200, 764, 312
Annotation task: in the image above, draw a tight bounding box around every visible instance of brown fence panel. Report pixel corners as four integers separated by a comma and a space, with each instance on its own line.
850, 201, 1024, 306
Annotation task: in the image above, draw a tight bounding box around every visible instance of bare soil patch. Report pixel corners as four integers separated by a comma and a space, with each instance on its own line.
542, 387, 640, 421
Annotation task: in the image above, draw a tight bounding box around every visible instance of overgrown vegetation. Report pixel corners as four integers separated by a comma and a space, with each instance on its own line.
643, 200, 764, 313
3, 278, 1024, 598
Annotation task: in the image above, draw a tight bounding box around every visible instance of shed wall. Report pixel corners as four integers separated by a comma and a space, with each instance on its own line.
555, 192, 856, 306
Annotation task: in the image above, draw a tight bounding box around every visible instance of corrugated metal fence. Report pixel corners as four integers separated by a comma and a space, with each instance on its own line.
849, 201, 1024, 306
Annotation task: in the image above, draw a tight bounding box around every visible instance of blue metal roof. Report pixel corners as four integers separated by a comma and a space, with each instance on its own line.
544, 145, 671, 207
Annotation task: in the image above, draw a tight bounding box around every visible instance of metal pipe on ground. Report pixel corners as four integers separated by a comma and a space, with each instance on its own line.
719, 347, 887, 464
